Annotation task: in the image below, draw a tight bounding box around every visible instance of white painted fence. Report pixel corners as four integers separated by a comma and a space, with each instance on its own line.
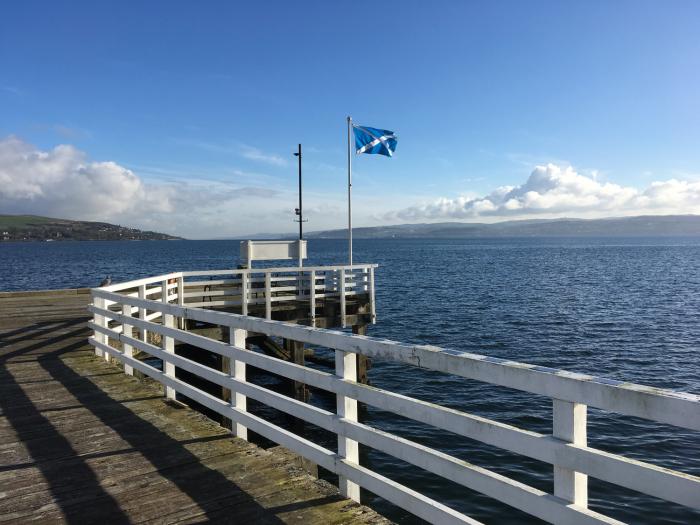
98, 265, 376, 329
88, 272, 700, 525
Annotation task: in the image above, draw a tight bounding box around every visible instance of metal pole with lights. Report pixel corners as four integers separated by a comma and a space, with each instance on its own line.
294, 144, 303, 240
293, 144, 307, 267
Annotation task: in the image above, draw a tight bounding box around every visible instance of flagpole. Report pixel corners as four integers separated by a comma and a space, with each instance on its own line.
347, 115, 353, 265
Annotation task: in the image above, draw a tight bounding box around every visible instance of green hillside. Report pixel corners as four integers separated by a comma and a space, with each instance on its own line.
0, 215, 182, 241
306, 215, 700, 239
0, 215, 57, 229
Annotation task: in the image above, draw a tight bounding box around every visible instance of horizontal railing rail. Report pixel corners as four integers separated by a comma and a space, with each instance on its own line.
101, 264, 377, 327
88, 274, 700, 525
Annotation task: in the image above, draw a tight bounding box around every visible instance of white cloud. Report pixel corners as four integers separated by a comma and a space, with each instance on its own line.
5, 137, 699, 239
1, 85, 23, 96
0, 136, 343, 238
0, 136, 170, 219
240, 145, 287, 167
173, 139, 288, 168
391, 164, 700, 222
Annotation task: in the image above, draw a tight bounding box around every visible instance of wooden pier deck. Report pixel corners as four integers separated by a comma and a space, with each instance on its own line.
0, 290, 388, 524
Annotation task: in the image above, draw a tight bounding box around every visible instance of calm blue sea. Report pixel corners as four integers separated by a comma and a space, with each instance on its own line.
2, 238, 699, 524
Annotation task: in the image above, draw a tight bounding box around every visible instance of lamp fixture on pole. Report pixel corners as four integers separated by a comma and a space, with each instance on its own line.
293, 144, 308, 267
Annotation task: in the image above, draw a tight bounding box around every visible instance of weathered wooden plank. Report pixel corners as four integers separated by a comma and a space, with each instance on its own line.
6, 449, 274, 522
0, 290, 389, 525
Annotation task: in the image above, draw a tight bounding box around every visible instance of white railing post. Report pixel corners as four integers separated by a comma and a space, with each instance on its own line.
177, 275, 185, 329
162, 279, 176, 400
241, 272, 249, 316
265, 272, 272, 320
93, 295, 105, 358
161, 279, 168, 305
103, 299, 113, 361
339, 268, 347, 328
336, 348, 360, 502
553, 400, 588, 507
369, 267, 376, 324
309, 270, 316, 327
163, 313, 176, 399
121, 303, 134, 376
231, 327, 248, 440
139, 284, 148, 343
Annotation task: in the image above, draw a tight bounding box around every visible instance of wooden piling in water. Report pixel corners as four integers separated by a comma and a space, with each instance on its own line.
352, 324, 371, 386
284, 338, 309, 402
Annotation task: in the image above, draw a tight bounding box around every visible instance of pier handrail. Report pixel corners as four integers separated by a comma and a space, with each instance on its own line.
100, 264, 377, 327
88, 275, 700, 525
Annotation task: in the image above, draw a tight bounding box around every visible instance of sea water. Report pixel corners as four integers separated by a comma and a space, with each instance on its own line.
2, 237, 699, 523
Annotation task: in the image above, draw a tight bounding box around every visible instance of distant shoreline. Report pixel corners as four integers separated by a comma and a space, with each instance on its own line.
0, 214, 182, 242
302, 214, 700, 240
6, 233, 700, 243
5, 213, 700, 242
0, 238, 186, 243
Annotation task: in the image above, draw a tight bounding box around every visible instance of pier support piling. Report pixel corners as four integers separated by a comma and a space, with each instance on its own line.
284, 338, 309, 402
352, 324, 371, 385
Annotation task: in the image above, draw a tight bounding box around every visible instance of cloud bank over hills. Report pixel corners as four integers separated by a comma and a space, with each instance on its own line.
0, 135, 167, 219
0, 136, 297, 238
390, 164, 700, 222
2, 136, 700, 238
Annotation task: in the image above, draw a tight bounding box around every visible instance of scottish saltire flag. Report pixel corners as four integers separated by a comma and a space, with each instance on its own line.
353, 124, 398, 157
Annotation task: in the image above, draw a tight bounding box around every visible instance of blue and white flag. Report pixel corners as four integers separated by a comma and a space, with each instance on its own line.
353, 124, 398, 157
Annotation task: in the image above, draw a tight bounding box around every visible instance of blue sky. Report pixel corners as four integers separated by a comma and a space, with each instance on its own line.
1, 1, 699, 237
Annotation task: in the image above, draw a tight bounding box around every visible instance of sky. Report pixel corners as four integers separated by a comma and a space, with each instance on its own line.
1, 1, 699, 238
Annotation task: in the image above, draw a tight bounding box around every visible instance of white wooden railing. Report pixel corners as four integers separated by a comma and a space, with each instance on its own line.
99, 265, 376, 328
88, 273, 700, 525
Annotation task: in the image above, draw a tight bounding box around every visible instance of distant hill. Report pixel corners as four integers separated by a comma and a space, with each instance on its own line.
0, 215, 183, 242
304, 215, 700, 239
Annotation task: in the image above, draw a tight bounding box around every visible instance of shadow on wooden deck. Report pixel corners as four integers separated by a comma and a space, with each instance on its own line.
0, 292, 388, 524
